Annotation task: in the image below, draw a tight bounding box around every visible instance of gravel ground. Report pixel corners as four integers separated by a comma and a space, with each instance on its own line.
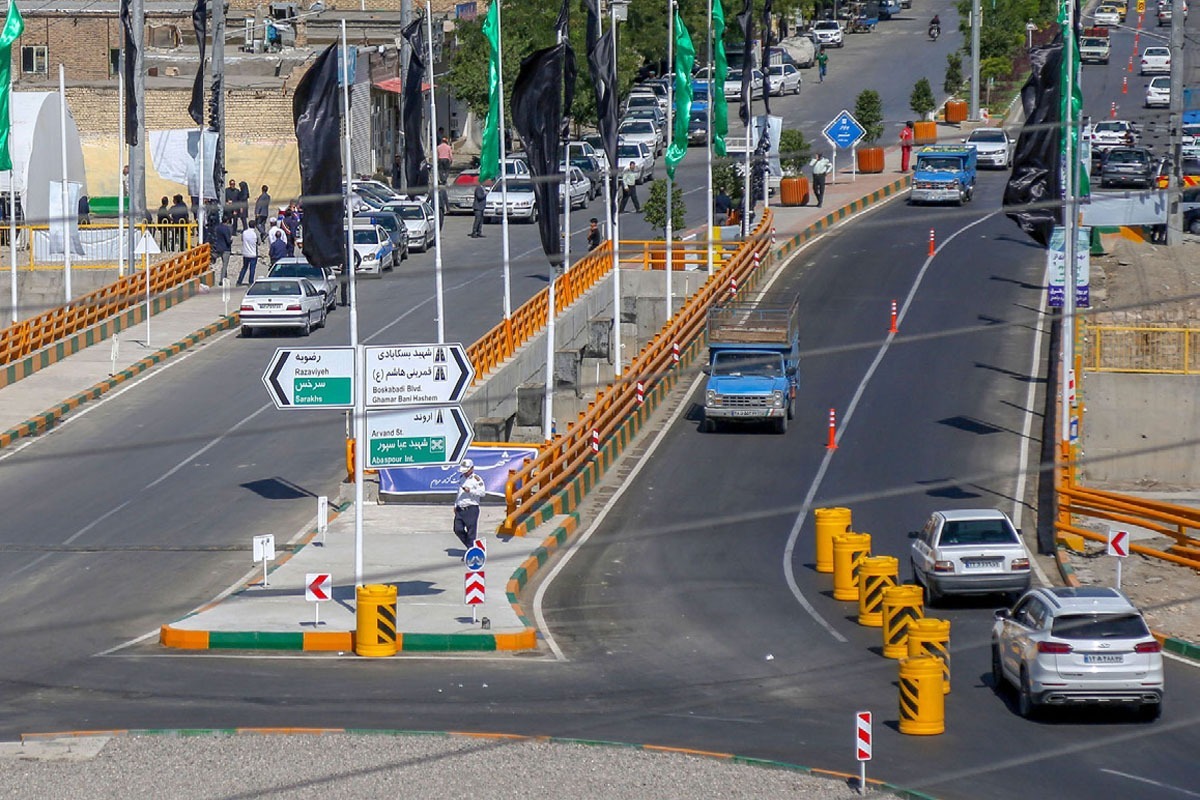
0, 734, 891, 799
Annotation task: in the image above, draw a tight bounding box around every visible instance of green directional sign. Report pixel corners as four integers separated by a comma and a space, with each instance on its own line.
369, 435, 448, 466
293, 376, 353, 406
365, 406, 474, 468
262, 347, 356, 410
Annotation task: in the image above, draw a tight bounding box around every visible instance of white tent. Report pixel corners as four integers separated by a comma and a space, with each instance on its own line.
0, 91, 87, 227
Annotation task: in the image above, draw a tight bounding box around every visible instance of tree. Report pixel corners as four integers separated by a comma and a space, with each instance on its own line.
778, 129, 812, 174
944, 52, 963, 95
910, 77, 936, 120
854, 89, 884, 144
643, 179, 686, 237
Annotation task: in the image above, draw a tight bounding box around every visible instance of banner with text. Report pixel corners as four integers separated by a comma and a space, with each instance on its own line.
378, 444, 539, 498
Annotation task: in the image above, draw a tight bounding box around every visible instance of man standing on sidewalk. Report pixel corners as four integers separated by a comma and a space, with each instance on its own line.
211, 217, 234, 285
236, 223, 258, 286
900, 121, 914, 172
810, 152, 832, 208
452, 459, 486, 553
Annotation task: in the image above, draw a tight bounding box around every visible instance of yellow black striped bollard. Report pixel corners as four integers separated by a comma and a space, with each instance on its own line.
355, 583, 398, 657
813, 506, 852, 574
907, 618, 951, 694
857, 555, 898, 627
832, 531, 871, 601
881, 584, 924, 659
898, 653, 945, 735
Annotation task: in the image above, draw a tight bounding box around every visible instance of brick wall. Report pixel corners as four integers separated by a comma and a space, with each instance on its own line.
67, 86, 297, 141
13, 14, 190, 83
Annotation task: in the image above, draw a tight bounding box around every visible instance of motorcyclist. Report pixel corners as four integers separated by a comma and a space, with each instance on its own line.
929, 14, 941, 37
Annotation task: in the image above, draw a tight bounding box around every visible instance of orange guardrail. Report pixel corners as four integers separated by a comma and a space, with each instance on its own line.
0, 244, 212, 366
498, 211, 773, 534
467, 241, 614, 384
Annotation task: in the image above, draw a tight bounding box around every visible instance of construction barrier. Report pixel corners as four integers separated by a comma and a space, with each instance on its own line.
832, 531, 871, 601
814, 506, 852, 573
499, 212, 774, 535
1083, 324, 1200, 374
0, 244, 211, 367
898, 654, 945, 735
881, 584, 925, 659
857, 555, 898, 627
355, 583, 398, 657
9, 222, 199, 271
907, 618, 951, 694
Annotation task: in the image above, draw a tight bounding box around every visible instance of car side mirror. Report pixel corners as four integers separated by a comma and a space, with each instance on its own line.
994, 608, 1011, 620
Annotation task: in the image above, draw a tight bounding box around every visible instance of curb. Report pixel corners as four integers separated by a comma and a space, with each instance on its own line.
1053, 544, 1200, 664
773, 175, 913, 259
0, 310, 239, 450
13, 728, 941, 798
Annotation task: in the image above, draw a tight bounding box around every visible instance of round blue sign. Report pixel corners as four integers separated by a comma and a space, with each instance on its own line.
465, 546, 486, 570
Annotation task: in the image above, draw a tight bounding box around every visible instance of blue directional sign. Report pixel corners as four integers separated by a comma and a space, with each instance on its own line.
464, 546, 486, 570
822, 110, 866, 150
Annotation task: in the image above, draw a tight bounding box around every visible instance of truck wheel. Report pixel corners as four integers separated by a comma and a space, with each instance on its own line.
775, 415, 788, 434
701, 417, 716, 433
786, 398, 795, 420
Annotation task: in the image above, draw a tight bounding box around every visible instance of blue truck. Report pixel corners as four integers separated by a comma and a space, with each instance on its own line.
909, 144, 978, 206
701, 298, 800, 434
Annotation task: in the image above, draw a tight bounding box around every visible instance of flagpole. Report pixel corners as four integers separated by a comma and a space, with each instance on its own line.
665, 1, 674, 321
341, 19, 365, 587
705, 0, 714, 277
198, 127, 205, 245
58, 64, 71, 302
118, 58, 126, 277
426, 0, 445, 344
544, 25, 565, 443
496, 0, 512, 320
7, 69, 15, 324
609, 1, 622, 378
1061, 0, 1076, 466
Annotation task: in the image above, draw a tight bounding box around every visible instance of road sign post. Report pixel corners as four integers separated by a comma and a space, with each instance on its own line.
252, 534, 275, 588
305, 572, 332, 626
365, 406, 475, 468
262, 347, 356, 409
1107, 529, 1129, 588
856, 710, 872, 794
822, 110, 867, 186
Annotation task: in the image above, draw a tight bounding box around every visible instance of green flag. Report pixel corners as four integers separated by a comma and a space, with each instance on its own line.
712, 0, 728, 157
0, 0, 25, 172
665, 11, 695, 179
1059, 0, 1088, 197
479, 0, 502, 182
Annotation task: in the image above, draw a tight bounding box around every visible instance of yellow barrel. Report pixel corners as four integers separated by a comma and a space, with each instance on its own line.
832, 531, 871, 601
907, 618, 951, 694
813, 507, 852, 573
355, 583, 398, 657
882, 584, 925, 658
857, 555, 898, 627
898, 654, 945, 735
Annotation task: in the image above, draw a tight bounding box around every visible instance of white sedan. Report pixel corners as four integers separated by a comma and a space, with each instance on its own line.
766, 63, 802, 96
619, 119, 663, 155
558, 165, 591, 210
964, 127, 1014, 169
616, 142, 655, 183
1140, 46, 1170, 75
724, 68, 765, 101
239, 277, 327, 337
1093, 4, 1122, 25
383, 200, 436, 253
348, 223, 396, 273
485, 179, 538, 222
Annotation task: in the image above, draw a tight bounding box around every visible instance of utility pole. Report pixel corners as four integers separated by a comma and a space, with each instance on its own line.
128, 0, 147, 269
211, 0, 227, 196
969, 0, 981, 120
1166, 0, 1184, 244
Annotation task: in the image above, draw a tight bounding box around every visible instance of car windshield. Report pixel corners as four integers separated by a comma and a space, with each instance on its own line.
621, 122, 653, 134
816, 21, 838, 29
617, 145, 641, 159
769, 66, 786, 75
917, 157, 961, 172
392, 206, 425, 220
690, 111, 706, 124
938, 519, 1018, 546
628, 95, 656, 107
1106, 150, 1144, 163
970, 131, 1007, 142
353, 229, 381, 244
1051, 613, 1150, 640
246, 281, 300, 297
727, 70, 743, 82
269, 263, 322, 280
504, 182, 534, 193
712, 352, 783, 378
1081, 37, 1106, 46
1094, 122, 1125, 133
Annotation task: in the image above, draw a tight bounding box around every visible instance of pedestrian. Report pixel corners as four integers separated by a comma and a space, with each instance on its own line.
236, 222, 259, 286
900, 121, 914, 172
155, 196, 170, 248
587, 217, 602, 250
254, 185, 271, 235
619, 161, 642, 213
436, 137, 453, 181
211, 216, 233, 285
224, 179, 240, 231
268, 230, 288, 266
714, 189, 732, 224
77, 194, 90, 225
810, 151, 832, 207
816, 48, 828, 82
452, 458, 486, 552
238, 181, 250, 231
168, 193, 190, 249
470, 179, 488, 237
282, 203, 298, 257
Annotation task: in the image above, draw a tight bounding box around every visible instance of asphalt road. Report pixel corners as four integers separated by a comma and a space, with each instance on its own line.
2, 10, 1199, 800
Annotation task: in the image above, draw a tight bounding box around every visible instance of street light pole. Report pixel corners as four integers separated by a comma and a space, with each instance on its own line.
969, 0, 981, 120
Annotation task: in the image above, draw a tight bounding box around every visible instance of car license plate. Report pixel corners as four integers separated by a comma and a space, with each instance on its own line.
964, 558, 1002, 569
1083, 654, 1123, 664
261, 303, 281, 309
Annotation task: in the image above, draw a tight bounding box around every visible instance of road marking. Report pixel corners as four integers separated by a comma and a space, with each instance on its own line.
1099, 769, 1200, 798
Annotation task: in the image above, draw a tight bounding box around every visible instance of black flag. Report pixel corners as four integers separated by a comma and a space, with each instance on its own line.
188, 0, 207, 126
400, 17, 427, 194
120, 0, 139, 144
761, 0, 772, 114
1003, 37, 1063, 247
511, 44, 566, 267
583, 0, 617, 202
293, 44, 345, 270
737, 0, 753, 126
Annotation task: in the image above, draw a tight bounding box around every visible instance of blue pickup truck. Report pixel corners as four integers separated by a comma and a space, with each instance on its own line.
701, 298, 800, 434
910, 144, 978, 206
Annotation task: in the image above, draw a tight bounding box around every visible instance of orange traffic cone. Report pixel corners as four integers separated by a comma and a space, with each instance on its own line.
1123, 77, 1128, 94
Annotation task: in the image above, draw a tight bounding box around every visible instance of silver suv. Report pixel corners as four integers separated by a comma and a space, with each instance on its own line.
992, 587, 1164, 720
909, 509, 1031, 605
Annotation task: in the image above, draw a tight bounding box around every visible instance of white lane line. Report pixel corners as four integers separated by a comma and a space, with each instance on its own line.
1098, 770, 1200, 798
782, 209, 1001, 642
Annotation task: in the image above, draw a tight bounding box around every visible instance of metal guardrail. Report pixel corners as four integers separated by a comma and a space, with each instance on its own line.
498, 211, 774, 534
5, 223, 199, 270
1084, 324, 1200, 374
0, 244, 212, 366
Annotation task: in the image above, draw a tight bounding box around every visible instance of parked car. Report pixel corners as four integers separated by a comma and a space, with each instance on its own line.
1093, 4, 1122, 25
1099, 146, 1155, 188
1146, 75, 1172, 108
624, 92, 663, 117
692, 67, 713, 101
688, 107, 709, 145
724, 68, 765, 101
353, 210, 409, 261
347, 223, 396, 274
992, 586, 1164, 720
383, 200, 436, 252
445, 169, 481, 215
766, 63, 803, 96
556, 165, 591, 210
239, 277, 327, 337
619, 119, 663, 155
1140, 45, 1171, 75
811, 19, 845, 47
909, 508, 1032, 605
567, 155, 604, 199
616, 141, 655, 183
267, 257, 337, 312
624, 105, 667, 134
352, 179, 400, 205
964, 127, 1014, 169
484, 179, 538, 222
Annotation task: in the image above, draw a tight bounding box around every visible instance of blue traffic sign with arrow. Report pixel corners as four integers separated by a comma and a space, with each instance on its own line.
822, 110, 867, 150
464, 546, 486, 570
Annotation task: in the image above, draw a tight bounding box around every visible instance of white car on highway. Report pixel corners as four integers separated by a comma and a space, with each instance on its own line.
1093, 4, 1122, 25
811, 20, 844, 47
619, 119, 663, 155
383, 200, 436, 253
964, 127, 1014, 169
616, 141, 655, 183
910, 508, 1032, 605
766, 63, 803, 96
239, 277, 327, 337
558, 165, 591, 210
485, 179, 538, 222
1146, 76, 1171, 108
1140, 46, 1170, 75
267, 257, 337, 312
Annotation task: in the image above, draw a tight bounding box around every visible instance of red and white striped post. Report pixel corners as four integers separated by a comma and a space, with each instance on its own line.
856, 711, 872, 793
771, 226, 777, 248
635, 380, 645, 406
591, 428, 600, 453
826, 408, 838, 450
1110, 101, 1117, 119
927, 228, 935, 257
729, 275, 738, 296
1122, 76, 1128, 95
752, 250, 761, 271
672, 342, 680, 364
1127, 55, 1133, 72
888, 300, 898, 334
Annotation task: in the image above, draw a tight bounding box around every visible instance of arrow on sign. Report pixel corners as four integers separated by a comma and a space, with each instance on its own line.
306, 573, 332, 601
465, 570, 485, 605
1107, 530, 1129, 558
